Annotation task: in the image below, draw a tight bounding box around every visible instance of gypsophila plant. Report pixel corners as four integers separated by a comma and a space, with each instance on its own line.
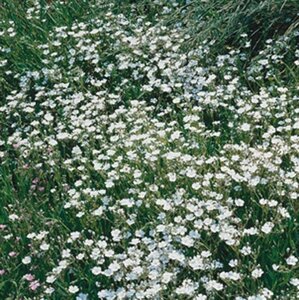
0, 0, 298, 299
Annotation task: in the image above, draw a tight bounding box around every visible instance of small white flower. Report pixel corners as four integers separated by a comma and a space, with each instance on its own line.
91, 266, 102, 275
57, 132, 69, 140
108, 262, 120, 273
92, 207, 103, 216
72, 146, 82, 156
62, 249, 71, 258
69, 285, 79, 294
44, 113, 54, 122
70, 231, 80, 240
161, 84, 172, 93
186, 168, 197, 178
181, 236, 194, 247
240, 246, 252, 256
286, 255, 298, 266
258, 59, 268, 65
235, 199, 244, 207
161, 272, 173, 284
261, 222, 274, 234
76, 293, 88, 300
191, 182, 201, 190
22, 256, 31, 265
76, 253, 85, 260
46, 275, 56, 283
167, 173, 177, 182
290, 278, 299, 288
219, 271, 241, 281
45, 287, 55, 294
252, 267, 263, 279
40, 242, 50, 251
240, 123, 251, 132
204, 280, 223, 291
48, 139, 58, 146
229, 259, 238, 267
9, 214, 19, 221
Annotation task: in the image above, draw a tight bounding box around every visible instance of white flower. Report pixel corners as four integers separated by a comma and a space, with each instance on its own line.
70, 232, 80, 240
176, 279, 198, 296
40, 242, 50, 251
62, 249, 71, 258
111, 229, 121, 242
240, 123, 251, 132
48, 139, 58, 146
44, 113, 54, 122
189, 255, 204, 270
191, 182, 201, 190
235, 199, 244, 207
229, 259, 238, 267
57, 132, 69, 140
69, 285, 79, 294
108, 262, 120, 272
286, 255, 298, 266
290, 278, 299, 288
76, 253, 85, 260
258, 59, 268, 65
46, 275, 56, 283
181, 236, 194, 247
261, 222, 274, 234
204, 280, 223, 291
169, 251, 185, 263
240, 246, 252, 256
72, 146, 82, 156
201, 251, 211, 258
45, 287, 55, 294
252, 267, 263, 279
76, 293, 88, 300
92, 207, 103, 216
91, 266, 102, 275
22, 256, 31, 265
84, 239, 93, 247
220, 271, 241, 281
9, 214, 19, 221
186, 168, 197, 178
105, 180, 114, 188
161, 272, 173, 284
161, 84, 172, 93
168, 173, 177, 182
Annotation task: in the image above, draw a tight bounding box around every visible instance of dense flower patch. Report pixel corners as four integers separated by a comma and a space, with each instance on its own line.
0, 1, 298, 299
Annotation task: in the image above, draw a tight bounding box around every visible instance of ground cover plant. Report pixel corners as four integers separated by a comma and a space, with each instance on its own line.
0, 0, 299, 299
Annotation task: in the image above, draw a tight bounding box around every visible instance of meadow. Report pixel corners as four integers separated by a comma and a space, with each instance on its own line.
0, 0, 298, 299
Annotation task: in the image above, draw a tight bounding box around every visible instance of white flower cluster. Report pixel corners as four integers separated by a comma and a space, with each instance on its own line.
0, 1, 298, 299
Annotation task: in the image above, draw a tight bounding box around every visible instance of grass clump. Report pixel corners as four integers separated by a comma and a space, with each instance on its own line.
181, 0, 299, 50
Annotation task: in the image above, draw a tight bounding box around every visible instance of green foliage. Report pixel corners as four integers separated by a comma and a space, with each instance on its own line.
182, 0, 299, 50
